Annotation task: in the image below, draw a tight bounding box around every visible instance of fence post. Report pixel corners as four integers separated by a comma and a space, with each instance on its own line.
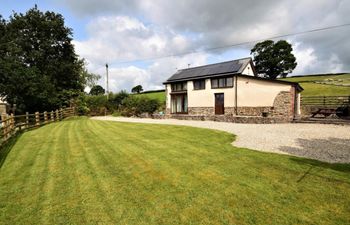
60, 108, 64, 120
44, 111, 48, 124
10, 113, 14, 135
1, 113, 7, 141
26, 112, 29, 129
55, 109, 60, 121
35, 112, 40, 126
50, 111, 54, 122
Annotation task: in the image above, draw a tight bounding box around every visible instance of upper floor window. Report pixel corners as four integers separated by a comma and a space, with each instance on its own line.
171, 82, 187, 92
193, 79, 206, 90
211, 77, 233, 89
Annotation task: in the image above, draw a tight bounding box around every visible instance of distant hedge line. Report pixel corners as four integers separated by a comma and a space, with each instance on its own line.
74, 91, 163, 117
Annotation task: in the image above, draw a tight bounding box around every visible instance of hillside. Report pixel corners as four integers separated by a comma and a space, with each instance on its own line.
135, 90, 166, 103
280, 73, 350, 96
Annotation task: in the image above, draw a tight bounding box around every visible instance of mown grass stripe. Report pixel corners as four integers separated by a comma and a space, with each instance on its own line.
0, 117, 349, 224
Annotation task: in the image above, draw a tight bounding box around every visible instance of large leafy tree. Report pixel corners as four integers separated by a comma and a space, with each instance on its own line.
0, 6, 94, 113
250, 40, 297, 79
131, 85, 143, 94
89, 85, 105, 95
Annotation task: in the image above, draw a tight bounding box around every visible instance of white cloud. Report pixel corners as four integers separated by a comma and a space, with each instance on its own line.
66, 0, 350, 86
291, 42, 317, 75
92, 53, 208, 92
73, 16, 192, 65
73, 15, 209, 92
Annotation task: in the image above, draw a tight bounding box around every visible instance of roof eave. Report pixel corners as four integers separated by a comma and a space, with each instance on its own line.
163, 72, 240, 84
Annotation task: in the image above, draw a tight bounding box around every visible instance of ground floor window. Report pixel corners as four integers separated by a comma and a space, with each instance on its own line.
171, 94, 188, 113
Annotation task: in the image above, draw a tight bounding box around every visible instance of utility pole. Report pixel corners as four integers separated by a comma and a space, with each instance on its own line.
106, 63, 109, 100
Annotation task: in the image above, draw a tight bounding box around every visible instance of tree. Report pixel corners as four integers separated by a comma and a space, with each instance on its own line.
131, 85, 143, 94
0, 6, 91, 113
250, 40, 297, 79
90, 85, 105, 95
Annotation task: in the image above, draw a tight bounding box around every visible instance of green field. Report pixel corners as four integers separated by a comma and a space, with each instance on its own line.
0, 118, 349, 224
280, 74, 350, 96
135, 91, 166, 103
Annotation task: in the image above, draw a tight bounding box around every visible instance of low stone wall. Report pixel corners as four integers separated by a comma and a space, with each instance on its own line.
188, 107, 214, 115
170, 114, 290, 123
187, 106, 274, 116
236, 107, 273, 116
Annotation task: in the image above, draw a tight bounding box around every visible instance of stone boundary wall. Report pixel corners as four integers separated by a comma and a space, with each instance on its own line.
170, 114, 290, 123
236, 107, 273, 116
188, 107, 214, 115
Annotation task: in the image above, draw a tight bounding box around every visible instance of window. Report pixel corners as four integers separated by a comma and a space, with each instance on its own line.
171, 82, 187, 92
171, 94, 188, 113
226, 77, 233, 87
193, 79, 206, 90
211, 77, 234, 88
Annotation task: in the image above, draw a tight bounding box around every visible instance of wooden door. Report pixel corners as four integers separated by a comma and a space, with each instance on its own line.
215, 93, 224, 115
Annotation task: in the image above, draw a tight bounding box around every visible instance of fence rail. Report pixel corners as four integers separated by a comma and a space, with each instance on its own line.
0, 107, 75, 145
301, 96, 350, 106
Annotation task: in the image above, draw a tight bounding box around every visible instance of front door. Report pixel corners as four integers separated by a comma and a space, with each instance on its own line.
215, 93, 224, 115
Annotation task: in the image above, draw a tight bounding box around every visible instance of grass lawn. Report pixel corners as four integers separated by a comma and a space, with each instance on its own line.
280, 74, 350, 96
0, 118, 349, 224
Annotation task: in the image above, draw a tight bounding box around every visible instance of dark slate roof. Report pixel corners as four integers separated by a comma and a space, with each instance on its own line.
165, 57, 252, 83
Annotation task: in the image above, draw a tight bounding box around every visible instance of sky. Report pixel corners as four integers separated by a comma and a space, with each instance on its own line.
1, 0, 350, 92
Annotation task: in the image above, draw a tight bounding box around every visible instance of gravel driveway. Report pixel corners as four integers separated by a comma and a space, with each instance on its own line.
93, 116, 350, 163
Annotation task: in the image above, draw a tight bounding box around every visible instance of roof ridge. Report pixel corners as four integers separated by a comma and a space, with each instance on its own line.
178, 57, 252, 71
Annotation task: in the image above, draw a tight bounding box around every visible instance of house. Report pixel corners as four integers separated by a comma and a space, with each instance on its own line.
163, 57, 303, 123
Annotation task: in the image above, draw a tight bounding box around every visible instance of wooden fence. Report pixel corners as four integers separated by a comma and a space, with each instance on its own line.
301, 96, 350, 106
0, 107, 75, 145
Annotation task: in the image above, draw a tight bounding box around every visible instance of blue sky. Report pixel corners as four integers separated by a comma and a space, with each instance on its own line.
1, 0, 88, 40
1, 0, 350, 92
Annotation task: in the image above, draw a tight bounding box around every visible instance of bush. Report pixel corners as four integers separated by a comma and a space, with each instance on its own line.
121, 96, 160, 117
75, 94, 90, 115
69, 91, 159, 117
108, 91, 129, 110
86, 95, 108, 116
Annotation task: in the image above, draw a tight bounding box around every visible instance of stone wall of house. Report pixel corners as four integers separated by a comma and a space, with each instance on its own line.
170, 114, 289, 123
271, 90, 294, 119
188, 107, 214, 115
236, 107, 273, 116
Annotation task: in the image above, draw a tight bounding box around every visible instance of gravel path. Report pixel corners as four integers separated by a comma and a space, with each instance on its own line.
93, 116, 350, 163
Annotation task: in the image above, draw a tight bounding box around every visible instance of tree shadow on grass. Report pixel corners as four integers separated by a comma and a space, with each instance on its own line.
0, 133, 22, 169
279, 137, 350, 165
279, 137, 350, 184
289, 158, 350, 185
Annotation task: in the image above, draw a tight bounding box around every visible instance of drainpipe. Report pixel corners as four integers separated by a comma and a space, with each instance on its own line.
235, 75, 238, 115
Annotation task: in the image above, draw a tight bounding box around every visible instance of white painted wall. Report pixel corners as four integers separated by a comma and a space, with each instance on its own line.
187, 79, 236, 107
237, 77, 291, 106
242, 63, 254, 76
165, 84, 172, 109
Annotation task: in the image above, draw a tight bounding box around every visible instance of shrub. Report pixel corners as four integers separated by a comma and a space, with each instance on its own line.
120, 96, 160, 117
108, 91, 129, 110
86, 95, 108, 116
